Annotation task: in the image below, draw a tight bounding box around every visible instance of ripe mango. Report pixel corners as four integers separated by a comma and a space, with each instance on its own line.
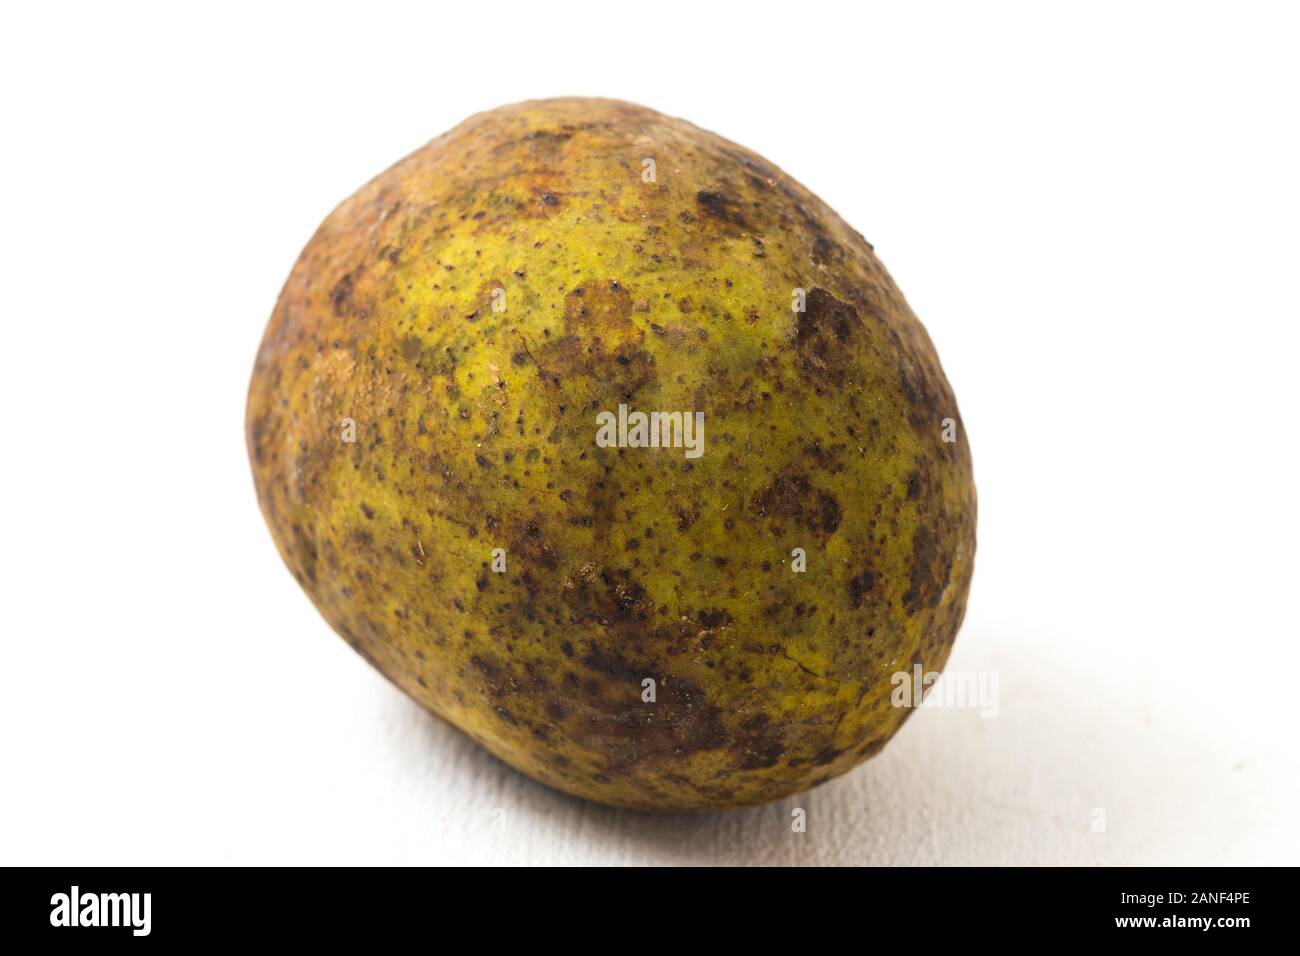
246, 98, 976, 810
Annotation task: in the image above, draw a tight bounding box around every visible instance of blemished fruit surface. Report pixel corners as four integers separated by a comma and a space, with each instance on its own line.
246, 98, 976, 811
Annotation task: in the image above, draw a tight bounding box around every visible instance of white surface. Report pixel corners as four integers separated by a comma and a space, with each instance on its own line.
1, 1, 1298, 865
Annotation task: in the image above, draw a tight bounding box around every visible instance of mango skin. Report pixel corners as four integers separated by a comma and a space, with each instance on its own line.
246, 98, 975, 811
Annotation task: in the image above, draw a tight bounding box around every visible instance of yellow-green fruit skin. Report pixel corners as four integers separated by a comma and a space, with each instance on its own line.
246, 98, 975, 811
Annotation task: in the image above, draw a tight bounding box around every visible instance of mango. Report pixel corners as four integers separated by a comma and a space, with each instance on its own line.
246, 98, 976, 810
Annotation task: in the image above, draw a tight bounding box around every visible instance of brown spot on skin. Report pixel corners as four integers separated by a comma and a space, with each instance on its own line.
896, 356, 922, 406
399, 335, 423, 364
695, 190, 752, 231
569, 663, 729, 770
903, 527, 950, 614
793, 288, 862, 387
812, 745, 845, 766
606, 572, 651, 621
855, 737, 886, 758
563, 280, 634, 336
817, 492, 842, 535
736, 713, 785, 770
539, 334, 654, 393
492, 126, 583, 155
890, 326, 964, 436
580, 644, 642, 680
749, 469, 842, 538
849, 569, 876, 610
796, 203, 844, 266
330, 270, 358, 317
697, 608, 733, 628
533, 279, 656, 394
470, 654, 507, 697
509, 517, 562, 570
807, 441, 846, 474
811, 234, 841, 266
676, 504, 699, 532
906, 470, 922, 500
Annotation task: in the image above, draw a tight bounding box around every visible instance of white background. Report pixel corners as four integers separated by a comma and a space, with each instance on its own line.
2, 1, 1297, 865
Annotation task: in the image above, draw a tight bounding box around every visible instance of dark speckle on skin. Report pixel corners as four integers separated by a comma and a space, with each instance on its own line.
736, 713, 785, 770
906, 471, 922, 500
855, 737, 886, 758
793, 288, 862, 387
569, 662, 730, 766
817, 492, 842, 534
532, 279, 656, 394
903, 528, 950, 615
330, 270, 357, 317
695, 190, 752, 231
811, 234, 841, 265
400, 335, 424, 363
697, 608, 733, 628
750, 470, 842, 538
849, 569, 876, 610
796, 203, 843, 266
812, 745, 845, 766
